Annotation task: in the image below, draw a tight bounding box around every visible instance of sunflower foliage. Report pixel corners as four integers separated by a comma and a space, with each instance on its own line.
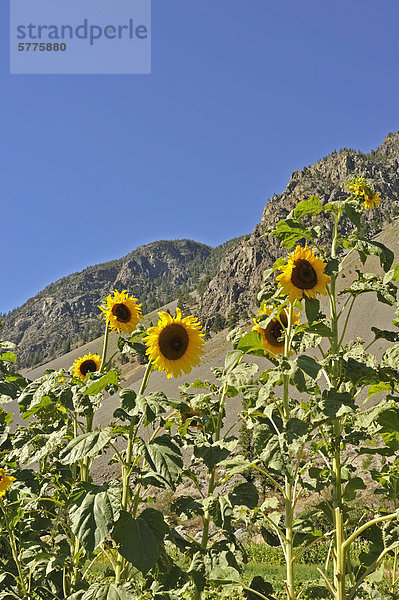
0, 362, 119, 598
234, 184, 399, 600
0, 301, 185, 599
158, 350, 263, 600
0, 292, 231, 600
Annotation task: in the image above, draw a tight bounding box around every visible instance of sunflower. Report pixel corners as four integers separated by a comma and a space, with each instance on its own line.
363, 192, 381, 211
73, 353, 101, 381
276, 245, 331, 303
0, 469, 16, 498
144, 308, 205, 379
99, 290, 142, 334
252, 306, 300, 357
347, 177, 381, 211
347, 176, 372, 198
180, 406, 205, 430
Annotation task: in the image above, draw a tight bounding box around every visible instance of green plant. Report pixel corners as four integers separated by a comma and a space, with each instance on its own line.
235, 188, 399, 599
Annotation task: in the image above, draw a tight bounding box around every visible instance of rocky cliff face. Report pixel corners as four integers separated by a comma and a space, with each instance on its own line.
2, 239, 218, 368
199, 132, 399, 326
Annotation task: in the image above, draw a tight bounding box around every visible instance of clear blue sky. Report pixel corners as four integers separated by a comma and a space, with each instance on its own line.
2, 0, 399, 314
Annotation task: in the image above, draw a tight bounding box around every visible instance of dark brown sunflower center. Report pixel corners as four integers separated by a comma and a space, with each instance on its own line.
291, 259, 318, 290
159, 323, 189, 360
264, 312, 288, 346
80, 360, 98, 376
112, 303, 131, 323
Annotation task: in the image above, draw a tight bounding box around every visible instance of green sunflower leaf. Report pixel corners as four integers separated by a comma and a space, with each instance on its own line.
244, 577, 276, 600
318, 389, 356, 419
286, 417, 309, 452
382, 344, 399, 370
345, 237, 394, 272
377, 409, 399, 436
229, 482, 259, 509
69, 482, 121, 553
288, 355, 322, 394
19, 427, 67, 465
22, 395, 58, 418
273, 257, 288, 270
371, 327, 399, 343
368, 381, 394, 399
72, 583, 137, 600
263, 267, 274, 281
171, 496, 204, 519
261, 526, 281, 547
272, 219, 318, 249
60, 428, 112, 464
118, 337, 147, 358
0, 351, 17, 363
194, 439, 238, 470
143, 435, 183, 487
237, 331, 266, 356
227, 362, 259, 387
0, 381, 20, 402
219, 455, 255, 478
112, 509, 168, 574
119, 388, 137, 415
0, 340, 17, 350
304, 298, 320, 325
224, 350, 244, 374
293, 196, 323, 218
306, 322, 333, 337
209, 567, 241, 584
345, 271, 397, 306
83, 370, 119, 395
296, 355, 322, 379
383, 263, 399, 284
185, 378, 209, 390
343, 477, 366, 502
259, 435, 292, 477
134, 391, 171, 423
325, 258, 339, 277
343, 202, 362, 229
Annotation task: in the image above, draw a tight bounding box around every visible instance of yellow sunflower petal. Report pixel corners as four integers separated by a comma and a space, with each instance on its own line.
99, 290, 142, 335
0, 469, 16, 498
72, 353, 101, 381
363, 192, 381, 211
252, 306, 300, 358
346, 176, 381, 211
143, 308, 205, 379
276, 245, 331, 303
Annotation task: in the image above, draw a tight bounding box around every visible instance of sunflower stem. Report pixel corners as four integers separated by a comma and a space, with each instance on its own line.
0, 499, 29, 598
71, 412, 78, 482
115, 360, 153, 585
283, 302, 295, 600
337, 295, 356, 348
192, 381, 229, 600
81, 412, 94, 482
70, 411, 80, 588
329, 211, 346, 600
99, 319, 111, 373
71, 411, 94, 586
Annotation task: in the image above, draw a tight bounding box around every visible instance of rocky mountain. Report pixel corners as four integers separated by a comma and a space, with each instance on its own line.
199, 131, 399, 326
1, 238, 243, 368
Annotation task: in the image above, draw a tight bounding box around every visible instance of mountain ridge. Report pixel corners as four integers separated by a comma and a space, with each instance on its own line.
198, 131, 399, 326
